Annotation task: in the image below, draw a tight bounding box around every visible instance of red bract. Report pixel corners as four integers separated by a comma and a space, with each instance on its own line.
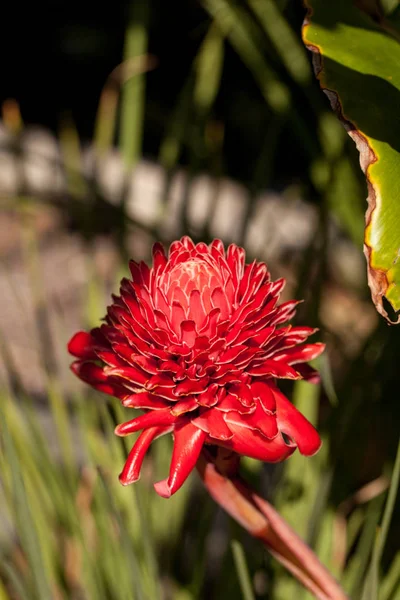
68, 237, 324, 498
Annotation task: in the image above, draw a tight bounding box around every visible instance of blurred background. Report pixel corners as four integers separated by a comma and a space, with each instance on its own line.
0, 1, 399, 599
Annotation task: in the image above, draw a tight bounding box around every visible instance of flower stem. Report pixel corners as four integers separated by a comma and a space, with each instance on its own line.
196, 449, 348, 600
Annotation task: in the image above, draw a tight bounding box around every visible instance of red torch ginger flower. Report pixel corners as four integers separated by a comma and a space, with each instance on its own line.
68, 237, 324, 498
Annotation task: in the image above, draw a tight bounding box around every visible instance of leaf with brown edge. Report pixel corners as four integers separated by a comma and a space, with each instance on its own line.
302, 0, 400, 323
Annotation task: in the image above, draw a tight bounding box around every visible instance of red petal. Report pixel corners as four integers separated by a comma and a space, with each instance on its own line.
252, 326, 275, 347
250, 381, 276, 413
269, 300, 299, 326
272, 343, 325, 365
170, 397, 199, 416
241, 264, 271, 304
220, 422, 295, 462
158, 360, 181, 374
232, 281, 273, 326
122, 392, 169, 410
129, 260, 150, 287
281, 326, 318, 347
211, 363, 237, 380
171, 285, 189, 309
130, 354, 160, 375
188, 289, 207, 329
191, 409, 233, 441
94, 350, 127, 368
274, 388, 322, 456
195, 241, 209, 254
122, 292, 153, 328
217, 393, 255, 414
174, 378, 208, 396
154, 422, 206, 498
208, 338, 226, 360
226, 243, 245, 287
268, 277, 286, 297
181, 236, 196, 251
234, 349, 259, 369
115, 408, 177, 436
154, 288, 172, 320
119, 426, 167, 485
109, 343, 134, 365
112, 306, 152, 344
152, 328, 172, 347
217, 345, 249, 365
169, 301, 185, 336
260, 326, 289, 355
68, 331, 97, 359
209, 238, 225, 258
295, 363, 320, 383
121, 330, 154, 356
211, 287, 230, 320
197, 384, 219, 407
71, 361, 126, 397
251, 297, 279, 327
247, 360, 300, 379
180, 320, 197, 347
104, 365, 148, 386
152, 242, 167, 273
225, 402, 278, 439
237, 261, 255, 303
228, 383, 254, 407
225, 323, 252, 345
169, 239, 186, 256
145, 374, 175, 390
167, 342, 192, 357
198, 307, 220, 337
91, 326, 112, 346
153, 386, 180, 401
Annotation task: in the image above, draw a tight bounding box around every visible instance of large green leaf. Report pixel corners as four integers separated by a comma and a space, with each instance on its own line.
302, 0, 400, 323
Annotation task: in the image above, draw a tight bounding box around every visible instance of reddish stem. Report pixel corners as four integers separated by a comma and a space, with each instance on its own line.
196, 449, 348, 600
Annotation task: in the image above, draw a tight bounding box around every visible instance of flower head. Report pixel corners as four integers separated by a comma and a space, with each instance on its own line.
68, 237, 324, 497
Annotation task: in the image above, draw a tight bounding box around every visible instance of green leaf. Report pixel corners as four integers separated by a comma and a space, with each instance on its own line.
302, 1, 400, 323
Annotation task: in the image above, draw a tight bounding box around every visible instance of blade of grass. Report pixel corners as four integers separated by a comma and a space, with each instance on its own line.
97, 472, 148, 600
372, 439, 400, 567
362, 439, 400, 600
158, 74, 195, 170
176, 23, 225, 236
343, 493, 386, 599
0, 392, 53, 600
248, 0, 311, 85
274, 379, 330, 600
203, 0, 290, 113
98, 401, 162, 599
231, 539, 256, 600
94, 55, 155, 158
379, 552, 400, 600
20, 210, 74, 481
59, 116, 87, 199
275, 379, 322, 538
318, 353, 339, 408
119, 1, 149, 169
194, 24, 224, 117
132, 485, 163, 600
0, 562, 32, 600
